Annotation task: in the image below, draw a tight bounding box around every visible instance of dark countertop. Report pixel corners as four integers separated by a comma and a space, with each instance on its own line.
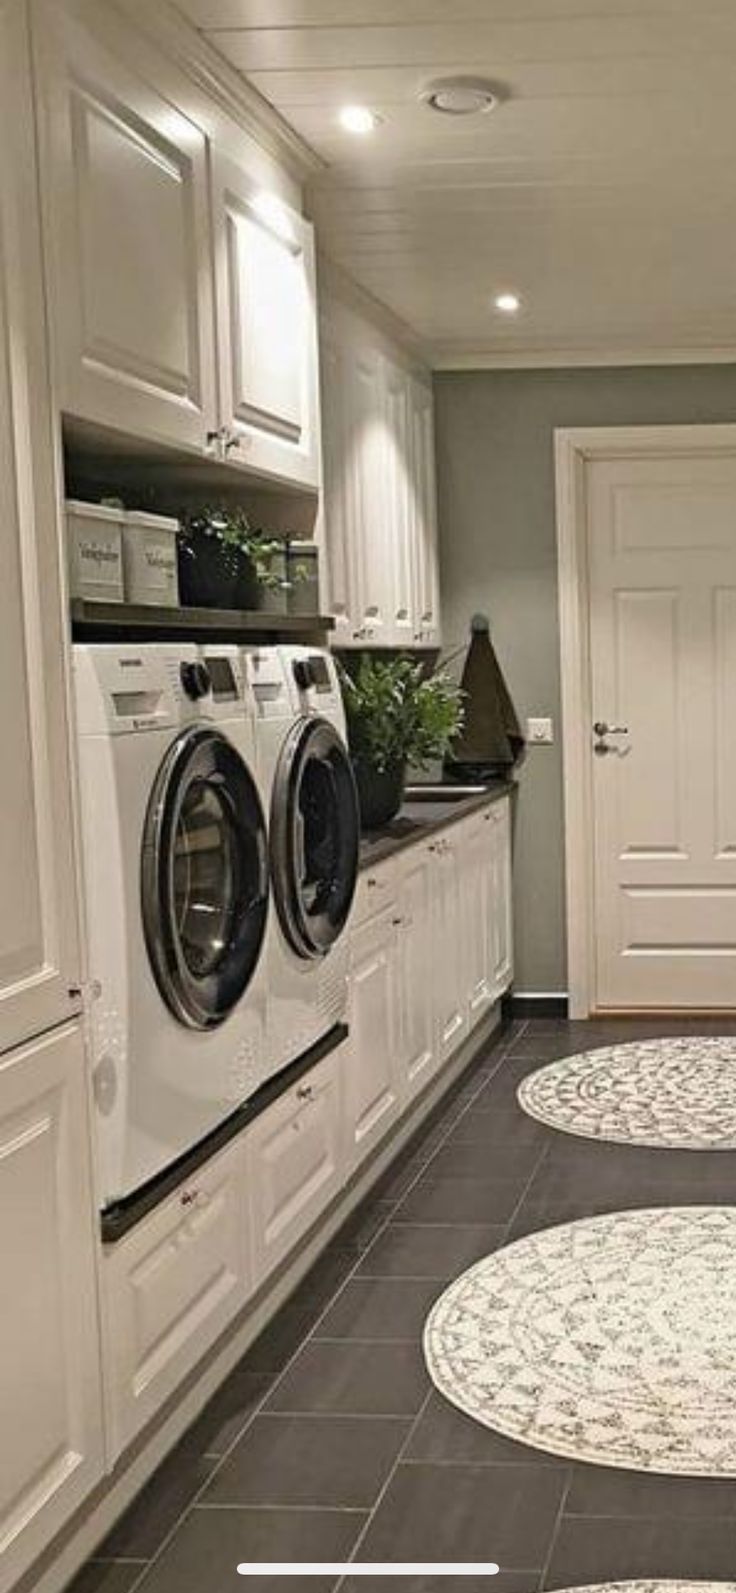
358, 779, 516, 871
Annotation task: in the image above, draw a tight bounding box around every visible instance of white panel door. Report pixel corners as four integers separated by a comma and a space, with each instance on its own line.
346, 908, 401, 1169
396, 845, 436, 1100
0, 1023, 103, 1593
249, 1052, 343, 1283
432, 834, 469, 1062
410, 376, 442, 648
319, 319, 362, 643
103, 1134, 249, 1460
0, 0, 81, 1054
34, 0, 216, 451
344, 345, 392, 644
212, 148, 320, 488
383, 358, 416, 647
588, 447, 736, 1006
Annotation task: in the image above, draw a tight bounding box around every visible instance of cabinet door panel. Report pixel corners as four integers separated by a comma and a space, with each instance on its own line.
463, 812, 495, 1024
213, 151, 319, 488
433, 839, 468, 1063
346, 910, 401, 1168
320, 322, 360, 642
384, 359, 416, 646
0, 1024, 102, 1593
491, 800, 514, 998
249, 1053, 343, 1283
35, 1, 215, 450
104, 1137, 249, 1459
0, 0, 80, 1052
346, 347, 391, 642
410, 377, 442, 647
396, 848, 436, 1099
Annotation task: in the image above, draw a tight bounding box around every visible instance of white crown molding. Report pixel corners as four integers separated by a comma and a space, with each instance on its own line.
110, 0, 325, 182
430, 343, 736, 371
316, 250, 432, 370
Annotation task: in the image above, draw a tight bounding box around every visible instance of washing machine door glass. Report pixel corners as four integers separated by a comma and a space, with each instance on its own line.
142, 726, 268, 1028
271, 716, 360, 959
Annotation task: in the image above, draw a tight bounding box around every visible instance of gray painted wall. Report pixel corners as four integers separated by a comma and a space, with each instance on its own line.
434, 366, 736, 994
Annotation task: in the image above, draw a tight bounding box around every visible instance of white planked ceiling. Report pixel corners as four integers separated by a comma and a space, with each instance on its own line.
175, 0, 736, 365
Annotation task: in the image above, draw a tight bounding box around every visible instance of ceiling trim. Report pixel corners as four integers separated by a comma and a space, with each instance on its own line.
430, 344, 736, 371
110, 0, 325, 181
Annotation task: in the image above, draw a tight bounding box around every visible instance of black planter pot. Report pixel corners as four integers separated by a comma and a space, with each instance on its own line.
353, 759, 406, 831
177, 529, 260, 611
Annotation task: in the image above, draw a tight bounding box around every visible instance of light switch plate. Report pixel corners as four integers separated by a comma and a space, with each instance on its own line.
527, 716, 554, 744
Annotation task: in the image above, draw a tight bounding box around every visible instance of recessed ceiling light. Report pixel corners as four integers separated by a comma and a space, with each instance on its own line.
494, 292, 522, 314
421, 76, 502, 117
339, 105, 380, 135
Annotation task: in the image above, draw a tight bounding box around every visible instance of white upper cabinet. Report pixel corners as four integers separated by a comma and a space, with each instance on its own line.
0, 0, 81, 1055
319, 293, 441, 649
212, 150, 320, 488
33, 0, 217, 453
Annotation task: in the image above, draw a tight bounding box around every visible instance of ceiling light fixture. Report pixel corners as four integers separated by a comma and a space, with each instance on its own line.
494, 292, 522, 314
339, 105, 380, 135
421, 76, 501, 117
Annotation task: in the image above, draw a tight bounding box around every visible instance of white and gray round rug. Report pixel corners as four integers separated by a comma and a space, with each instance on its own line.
552, 1586, 736, 1593
517, 1037, 736, 1149
424, 1206, 736, 1475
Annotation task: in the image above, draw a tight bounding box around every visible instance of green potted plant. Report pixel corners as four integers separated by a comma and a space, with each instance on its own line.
177, 507, 285, 611
340, 655, 464, 830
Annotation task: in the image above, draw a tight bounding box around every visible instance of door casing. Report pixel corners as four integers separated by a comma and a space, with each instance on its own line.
555, 422, 736, 1018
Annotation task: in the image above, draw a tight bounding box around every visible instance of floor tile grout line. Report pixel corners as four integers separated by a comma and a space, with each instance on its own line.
537, 1466, 573, 1593
121, 1023, 520, 1593
338, 1386, 436, 1581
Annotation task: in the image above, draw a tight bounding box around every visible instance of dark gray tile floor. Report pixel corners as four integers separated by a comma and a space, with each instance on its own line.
68, 1017, 736, 1593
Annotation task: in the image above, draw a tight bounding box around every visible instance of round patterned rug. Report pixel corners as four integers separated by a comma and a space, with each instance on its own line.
554, 1586, 736, 1593
517, 1037, 736, 1149
424, 1207, 736, 1475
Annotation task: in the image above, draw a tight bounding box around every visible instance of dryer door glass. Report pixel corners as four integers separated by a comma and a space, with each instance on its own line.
142, 726, 268, 1028
271, 716, 359, 959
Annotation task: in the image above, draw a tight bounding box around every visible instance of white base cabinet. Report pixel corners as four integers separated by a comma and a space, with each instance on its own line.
0, 1025, 103, 1593
345, 797, 513, 1144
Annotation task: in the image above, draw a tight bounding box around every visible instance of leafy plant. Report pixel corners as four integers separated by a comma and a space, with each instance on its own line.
340, 655, 464, 774
178, 506, 287, 589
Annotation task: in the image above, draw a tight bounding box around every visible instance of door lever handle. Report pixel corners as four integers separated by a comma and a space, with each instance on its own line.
593, 721, 629, 737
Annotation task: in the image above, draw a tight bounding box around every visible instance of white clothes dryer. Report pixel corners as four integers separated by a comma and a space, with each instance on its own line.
73, 642, 269, 1213
245, 645, 359, 1084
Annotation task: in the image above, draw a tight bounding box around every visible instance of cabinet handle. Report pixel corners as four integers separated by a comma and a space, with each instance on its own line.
296, 1083, 314, 1102
366, 874, 386, 890
392, 915, 404, 927
180, 1188, 198, 1207
353, 626, 367, 640
223, 429, 239, 453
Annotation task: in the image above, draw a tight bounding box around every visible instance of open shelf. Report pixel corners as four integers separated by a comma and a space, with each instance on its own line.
70, 599, 335, 643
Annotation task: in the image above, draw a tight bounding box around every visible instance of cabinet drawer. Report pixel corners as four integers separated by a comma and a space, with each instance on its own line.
102, 1137, 249, 1461
351, 860, 397, 928
249, 1051, 344, 1287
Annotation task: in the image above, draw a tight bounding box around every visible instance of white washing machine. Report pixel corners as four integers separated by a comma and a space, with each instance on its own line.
74, 642, 269, 1213
245, 645, 360, 1084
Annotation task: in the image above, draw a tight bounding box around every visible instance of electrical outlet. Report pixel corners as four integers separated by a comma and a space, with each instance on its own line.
526, 716, 554, 745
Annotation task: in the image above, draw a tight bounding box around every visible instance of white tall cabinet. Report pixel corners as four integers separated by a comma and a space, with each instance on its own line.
320, 283, 442, 648
0, 6, 103, 1590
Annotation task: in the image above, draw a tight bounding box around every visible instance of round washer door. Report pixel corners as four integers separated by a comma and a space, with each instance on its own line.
141, 725, 269, 1029
270, 716, 360, 959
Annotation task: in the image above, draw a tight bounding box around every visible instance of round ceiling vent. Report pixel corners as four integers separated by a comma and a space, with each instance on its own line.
420, 76, 502, 116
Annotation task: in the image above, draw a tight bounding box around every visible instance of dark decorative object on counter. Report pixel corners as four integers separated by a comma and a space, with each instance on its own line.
444, 613, 525, 782
340, 654, 464, 830
177, 507, 284, 612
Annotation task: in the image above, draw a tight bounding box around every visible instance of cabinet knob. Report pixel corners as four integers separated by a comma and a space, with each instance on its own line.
180, 1188, 198, 1207
296, 1083, 314, 1102
391, 915, 404, 927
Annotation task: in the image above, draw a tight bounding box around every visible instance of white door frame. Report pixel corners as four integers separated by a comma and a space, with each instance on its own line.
555, 422, 736, 1018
